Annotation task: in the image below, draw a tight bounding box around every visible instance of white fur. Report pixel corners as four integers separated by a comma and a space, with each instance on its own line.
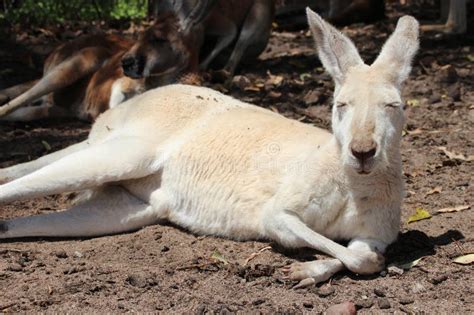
0, 11, 419, 287
109, 80, 127, 108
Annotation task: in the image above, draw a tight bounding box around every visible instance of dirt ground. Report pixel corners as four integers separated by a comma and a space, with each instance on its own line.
0, 3, 473, 314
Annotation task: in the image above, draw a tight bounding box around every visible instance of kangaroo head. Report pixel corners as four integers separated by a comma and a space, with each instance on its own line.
307, 8, 419, 175
121, 13, 189, 80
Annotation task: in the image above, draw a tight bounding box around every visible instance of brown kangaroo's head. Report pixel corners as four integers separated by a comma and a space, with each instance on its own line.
121, 1, 215, 82
121, 13, 189, 80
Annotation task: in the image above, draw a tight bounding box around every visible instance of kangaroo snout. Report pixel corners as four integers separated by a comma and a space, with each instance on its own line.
350, 139, 377, 163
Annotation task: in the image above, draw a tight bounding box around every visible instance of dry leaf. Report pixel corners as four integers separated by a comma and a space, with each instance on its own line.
210, 250, 228, 265
299, 73, 311, 81
41, 140, 51, 151
425, 186, 442, 196
244, 86, 261, 92
437, 205, 470, 213
453, 254, 474, 265
437, 146, 474, 162
390, 257, 423, 270
407, 128, 423, 135
406, 99, 420, 107
266, 71, 284, 86
407, 208, 432, 224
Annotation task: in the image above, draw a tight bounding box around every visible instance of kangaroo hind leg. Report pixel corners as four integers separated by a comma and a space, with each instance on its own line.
0, 185, 162, 239
0, 140, 89, 183
0, 136, 159, 204
0, 47, 110, 118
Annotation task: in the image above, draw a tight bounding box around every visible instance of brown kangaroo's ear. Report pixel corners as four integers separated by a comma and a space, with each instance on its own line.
372, 16, 419, 87
306, 7, 363, 87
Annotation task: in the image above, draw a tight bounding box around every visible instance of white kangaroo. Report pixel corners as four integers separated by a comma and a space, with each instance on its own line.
0, 9, 419, 288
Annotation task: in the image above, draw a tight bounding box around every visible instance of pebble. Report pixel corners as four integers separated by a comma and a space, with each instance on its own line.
303, 302, 313, 309
125, 274, 148, 288
73, 251, 83, 258
161, 246, 170, 252
429, 274, 448, 285
378, 298, 391, 309
399, 296, 415, 305
374, 288, 386, 297
326, 302, 356, 315
387, 265, 404, 275
355, 298, 374, 309
317, 285, 335, 297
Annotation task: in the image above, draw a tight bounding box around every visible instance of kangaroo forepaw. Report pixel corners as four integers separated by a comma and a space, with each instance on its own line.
347, 251, 385, 275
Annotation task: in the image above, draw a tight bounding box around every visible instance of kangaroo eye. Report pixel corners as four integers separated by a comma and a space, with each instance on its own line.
336, 102, 347, 108
385, 102, 401, 108
154, 37, 167, 44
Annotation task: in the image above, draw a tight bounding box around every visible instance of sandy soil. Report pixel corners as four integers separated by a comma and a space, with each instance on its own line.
0, 3, 473, 314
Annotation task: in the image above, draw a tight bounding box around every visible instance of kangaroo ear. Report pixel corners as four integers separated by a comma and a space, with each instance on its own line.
306, 7, 363, 86
372, 16, 419, 87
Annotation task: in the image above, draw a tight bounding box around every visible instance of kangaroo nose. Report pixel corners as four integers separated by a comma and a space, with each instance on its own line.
121, 56, 135, 69
351, 140, 377, 162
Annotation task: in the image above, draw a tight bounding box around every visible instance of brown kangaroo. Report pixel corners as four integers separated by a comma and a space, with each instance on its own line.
0, 4, 209, 122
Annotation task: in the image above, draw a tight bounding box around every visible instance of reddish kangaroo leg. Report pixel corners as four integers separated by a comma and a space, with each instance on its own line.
0, 80, 39, 105
0, 47, 110, 118
223, 0, 273, 77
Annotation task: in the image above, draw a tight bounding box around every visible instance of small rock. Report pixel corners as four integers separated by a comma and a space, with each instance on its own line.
387, 266, 404, 276
303, 302, 313, 309
429, 274, 448, 284
399, 296, 415, 305
317, 285, 335, 297
125, 274, 147, 288
378, 298, 391, 309
7, 263, 23, 272
73, 251, 83, 258
326, 302, 356, 315
52, 250, 68, 259
355, 298, 374, 309
161, 246, 170, 252
374, 288, 386, 297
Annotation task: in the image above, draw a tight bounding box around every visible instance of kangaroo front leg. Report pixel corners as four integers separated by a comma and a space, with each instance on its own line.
282, 238, 387, 288
0, 186, 162, 239
265, 212, 385, 285
0, 137, 158, 204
